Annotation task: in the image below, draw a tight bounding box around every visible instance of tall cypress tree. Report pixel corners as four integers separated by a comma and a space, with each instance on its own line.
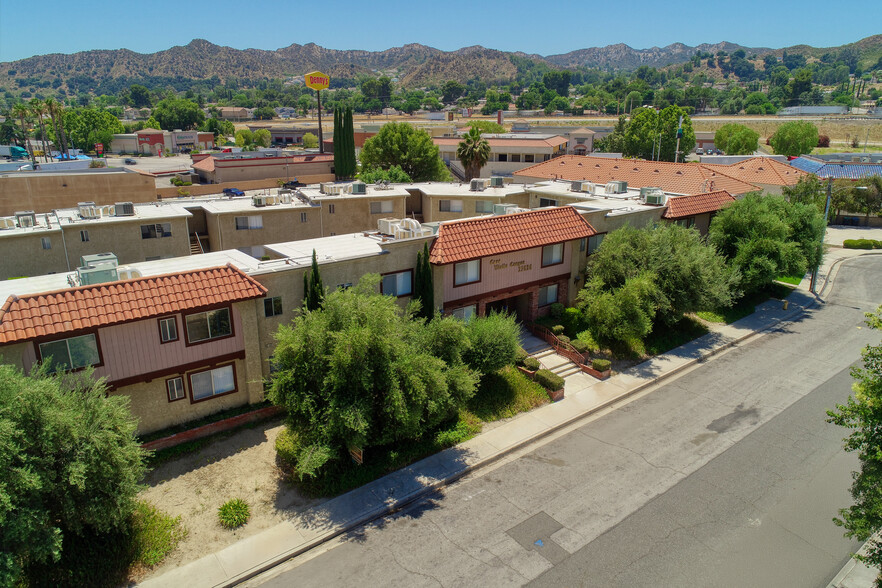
304, 249, 324, 311
413, 242, 434, 320
344, 106, 356, 178
333, 107, 342, 180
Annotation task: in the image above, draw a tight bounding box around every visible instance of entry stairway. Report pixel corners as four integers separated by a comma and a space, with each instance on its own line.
520, 327, 583, 378
190, 233, 208, 255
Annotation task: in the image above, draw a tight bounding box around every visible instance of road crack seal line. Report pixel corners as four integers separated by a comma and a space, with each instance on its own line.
581, 432, 688, 477
425, 517, 522, 581
379, 541, 445, 587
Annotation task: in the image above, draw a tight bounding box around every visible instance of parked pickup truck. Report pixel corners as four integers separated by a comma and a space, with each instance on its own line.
222, 188, 245, 196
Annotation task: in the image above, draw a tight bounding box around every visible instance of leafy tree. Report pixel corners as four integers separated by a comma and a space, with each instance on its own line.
851, 176, 882, 223
827, 306, 882, 583
413, 242, 434, 321
456, 127, 491, 180
235, 129, 254, 148
127, 84, 152, 108
358, 165, 412, 184
708, 192, 822, 294
253, 128, 271, 148
0, 366, 147, 585
333, 106, 356, 179
303, 250, 324, 311
783, 174, 827, 214
543, 71, 572, 97
253, 105, 275, 120
466, 120, 504, 134
579, 272, 658, 349
461, 311, 521, 375
301, 132, 318, 149
360, 122, 448, 182
441, 80, 467, 104
151, 97, 205, 131
268, 275, 478, 478
714, 123, 759, 155
769, 121, 819, 156
623, 105, 695, 161
61, 108, 124, 151
200, 117, 235, 141
595, 114, 627, 153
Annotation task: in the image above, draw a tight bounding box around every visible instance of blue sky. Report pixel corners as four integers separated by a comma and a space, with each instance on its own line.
1, 0, 880, 63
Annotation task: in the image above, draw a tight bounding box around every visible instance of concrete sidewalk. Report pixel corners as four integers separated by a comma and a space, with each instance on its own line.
140, 246, 882, 588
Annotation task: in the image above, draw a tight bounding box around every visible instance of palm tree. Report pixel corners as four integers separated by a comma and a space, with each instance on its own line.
45, 98, 69, 158
11, 103, 36, 167
30, 99, 50, 162
456, 127, 491, 181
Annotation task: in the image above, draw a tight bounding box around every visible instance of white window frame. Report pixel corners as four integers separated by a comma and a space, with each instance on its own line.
370, 201, 394, 214
167, 376, 185, 402
541, 243, 563, 267
184, 308, 232, 344
264, 296, 283, 317
439, 199, 463, 213
381, 270, 412, 297
189, 364, 237, 402
538, 284, 559, 307
235, 215, 263, 230
454, 259, 481, 286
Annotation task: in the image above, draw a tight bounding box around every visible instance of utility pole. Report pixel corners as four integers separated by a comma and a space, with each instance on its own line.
810, 178, 833, 294
674, 115, 683, 163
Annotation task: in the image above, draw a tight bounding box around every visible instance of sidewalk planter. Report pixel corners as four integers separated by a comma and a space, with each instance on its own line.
516, 356, 541, 378
584, 358, 612, 380
534, 369, 566, 402
516, 365, 538, 378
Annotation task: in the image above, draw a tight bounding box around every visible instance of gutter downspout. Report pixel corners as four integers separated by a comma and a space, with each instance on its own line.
53, 211, 71, 272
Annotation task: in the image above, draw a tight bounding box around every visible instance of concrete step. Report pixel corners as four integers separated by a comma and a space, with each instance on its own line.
553, 364, 584, 378
532, 348, 557, 359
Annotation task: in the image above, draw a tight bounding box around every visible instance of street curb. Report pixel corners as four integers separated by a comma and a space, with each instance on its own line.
817, 251, 882, 301
212, 302, 815, 587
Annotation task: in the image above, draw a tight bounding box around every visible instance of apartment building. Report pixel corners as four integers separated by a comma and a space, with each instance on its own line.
434, 134, 569, 178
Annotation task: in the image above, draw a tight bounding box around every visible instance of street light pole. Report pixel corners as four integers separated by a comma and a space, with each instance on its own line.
810, 178, 833, 294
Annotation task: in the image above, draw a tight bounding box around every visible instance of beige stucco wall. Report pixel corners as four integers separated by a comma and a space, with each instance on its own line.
205, 158, 334, 184
420, 194, 506, 223
0, 228, 69, 278
205, 206, 322, 253
317, 196, 407, 235
0, 172, 156, 215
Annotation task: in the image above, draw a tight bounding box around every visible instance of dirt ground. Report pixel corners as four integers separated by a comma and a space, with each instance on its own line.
138, 419, 324, 580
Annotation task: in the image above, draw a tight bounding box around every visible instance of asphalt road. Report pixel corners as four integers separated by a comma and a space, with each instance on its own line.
251, 256, 882, 588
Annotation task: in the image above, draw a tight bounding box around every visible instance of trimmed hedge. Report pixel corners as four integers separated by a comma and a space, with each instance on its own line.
570, 339, 589, 354
551, 325, 565, 335
557, 334, 571, 344
843, 239, 882, 250
515, 347, 529, 366
523, 357, 541, 371
549, 303, 565, 319
592, 358, 611, 372
534, 369, 565, 392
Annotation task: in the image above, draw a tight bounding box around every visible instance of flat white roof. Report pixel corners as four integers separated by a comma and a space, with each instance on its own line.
261, 233, 390, 269
529, 181, 668, 214
412, 182, 528, 197
0, 203, 193, 237
298, 184, 410, 200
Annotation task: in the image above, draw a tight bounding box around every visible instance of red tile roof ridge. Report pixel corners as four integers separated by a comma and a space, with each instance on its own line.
663, 190, 735, 219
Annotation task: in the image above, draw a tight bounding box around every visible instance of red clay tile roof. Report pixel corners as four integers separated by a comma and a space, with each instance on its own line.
429, 207, 596, 265
0, 264, 266, 344
702, 157, 808, 186
191, 156, 216, 172
514, 155, 761, 195
663, 190, 735, 219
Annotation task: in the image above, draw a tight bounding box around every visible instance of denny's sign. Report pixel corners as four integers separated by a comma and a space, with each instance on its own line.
305, 71, 330, 91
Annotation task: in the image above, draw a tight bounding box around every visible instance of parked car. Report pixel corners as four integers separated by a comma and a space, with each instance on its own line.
223, 188, 245, 196
695, 148, 704, 155
124, 158, 136, 165
282, 179, 304, 189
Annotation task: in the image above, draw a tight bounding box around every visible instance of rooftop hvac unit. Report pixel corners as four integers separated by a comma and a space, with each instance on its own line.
640, 186, 663, 198
570, 180, 584, 192
78, 202, 100, 219
582, 182, 595, 194
378, 218, 402, 235
0, 218, 15, 230
116, 266, 143, 281
14, 211, 36, 228
489, 176, 505, 187
394, 218, 430, 240
252, 195, 266, 207
641, 189, 666, 206
492, 203, 518, 216
374, 180, 392, 190
280, 193, 292, 204
351, 181, 367, 195
320, 182, 343, 195
101, 205, 115, 217
80, 252, 118, 269
114, 202, 135, 216
77, 264, 119, 286
265, 194, 280, 206
604, 181, 627, 195
470, 178, 489, 191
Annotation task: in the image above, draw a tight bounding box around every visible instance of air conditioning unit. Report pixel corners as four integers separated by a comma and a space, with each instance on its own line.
351, 181, 367, 195
489, 176, 505, 187
378, 218, 402, 235
493, 203, 518, 216
320, 182, 342, 195
570, 180, 583, 192
643, 190, 666, 206
252, 195, 266, 207
77, 264, 119, 286
116, 266, 143, 281
604, 181, 627, 195
0, 217, 15, 230
114, 202, 135, 216
470, 178, 488, 191
80, 252, 118, 269
14, 211, 36, 228
78, 201, 99, 219
101, 205, 115, 217
582, 182, 595, 194
265, 194, 279, 206
280, 193, 292, 204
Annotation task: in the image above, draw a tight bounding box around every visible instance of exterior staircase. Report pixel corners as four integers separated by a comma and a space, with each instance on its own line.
190, 233, 208, 255
532, 348, 584, 378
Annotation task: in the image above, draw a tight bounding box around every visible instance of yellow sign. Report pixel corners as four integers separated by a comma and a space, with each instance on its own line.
305, 71, 330, 91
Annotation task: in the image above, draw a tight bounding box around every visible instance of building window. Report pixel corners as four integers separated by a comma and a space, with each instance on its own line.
189, 364, 237, 402
158, 316, 178, 343
264, 296, 283, 317
38, 333, 100, 373
370, 201, 394, 214
300, 212, 308, 223
41, 237, 51, 250
475, 200, 493, 214
541, 243, 564, 267
543, 154, 550, 161
381, 270, 412, 297
235, 215, 263, 230
576, 138, 586, 145
497, 153, 508, 162
677, 217, 696, 229
184, 308, 232, 344
587, 233, 605, 255
337, 282, 353, 290
538, 284, 558, 307
511, 154, 521, 162
80, 230, 89, 242
141, 223, 172, 239
439, 199, 463, 213
328, 204, 335, 214
524, 154, 534, 163
539, 198, 558, 208
167, 376, 185, 402
451, 305, 476, 321
579, 237, 586, 252
454, 259, 481, 286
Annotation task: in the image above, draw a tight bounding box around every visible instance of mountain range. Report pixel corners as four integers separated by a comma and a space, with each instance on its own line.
2, 36, 880, 94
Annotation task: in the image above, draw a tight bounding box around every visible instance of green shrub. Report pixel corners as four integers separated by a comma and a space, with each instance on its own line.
131, 501, 188, 567
576, 330, 601, 352
434, 416, 481, 446
218, 498, 250, 529
571, 339, 589, 354
549, 302, 565, 319
534, 369, 565, 391
275, 426, 299, 466
843, 239, 882, 250
515, 347, 529, 366
467, 365, 548, 421
557, 334, 571, 344
561, 307, 585, 336
551, 324, 565, 335
592, 358, 611, 372
523, 357, 541, 371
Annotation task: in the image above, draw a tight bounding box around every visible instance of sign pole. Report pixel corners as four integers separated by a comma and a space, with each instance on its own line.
316, 89, 324, 154
305, 71, 330, 155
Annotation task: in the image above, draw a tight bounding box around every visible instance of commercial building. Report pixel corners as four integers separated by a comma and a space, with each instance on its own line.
434, 133, 569, 178
191, 151, 334, 184
246, 125, 320, 146
110, 128, 216, 155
